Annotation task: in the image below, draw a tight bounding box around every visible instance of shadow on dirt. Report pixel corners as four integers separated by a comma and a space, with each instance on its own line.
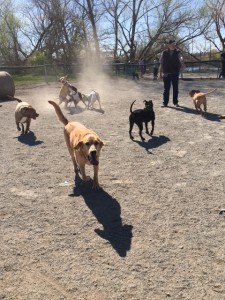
87, 108, 105, 114
16, 131, 43, 146
134, 135, 170, 153
204, 112, 222, 122
69, 175, 133, 257
171, 105, 221, 122
0, 96, 16, 103
65, 105, 86, 115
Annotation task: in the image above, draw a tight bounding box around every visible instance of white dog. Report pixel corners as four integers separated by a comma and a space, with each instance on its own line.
82, 90, 101, 110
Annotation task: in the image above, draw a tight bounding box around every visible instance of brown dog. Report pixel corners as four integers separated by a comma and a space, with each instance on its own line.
14, 97, 39, 134
189, 88, 217, 116
58, 80, 73, 106
58, 80, 86, 108
58, 75, 68, 84
48, 100, 105, 189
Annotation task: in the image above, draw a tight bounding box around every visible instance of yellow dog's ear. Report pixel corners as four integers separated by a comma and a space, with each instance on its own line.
74, 141, 83, 150
100, 140, 107, 147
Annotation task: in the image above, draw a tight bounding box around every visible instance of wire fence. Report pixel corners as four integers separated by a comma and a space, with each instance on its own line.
0, 60, 223, 84
111, 60, 223, 79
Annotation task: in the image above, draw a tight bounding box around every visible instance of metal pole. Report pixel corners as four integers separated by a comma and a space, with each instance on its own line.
44, 64, 48, 84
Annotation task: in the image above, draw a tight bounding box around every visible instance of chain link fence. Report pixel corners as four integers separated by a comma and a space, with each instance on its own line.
0, 60, 223, 84
111, 60, 223, 79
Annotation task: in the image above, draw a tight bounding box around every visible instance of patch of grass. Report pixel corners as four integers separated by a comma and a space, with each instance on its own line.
12, 74, 57, 86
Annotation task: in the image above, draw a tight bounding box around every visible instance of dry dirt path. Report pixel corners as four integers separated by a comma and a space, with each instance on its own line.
1, 75, 225, 299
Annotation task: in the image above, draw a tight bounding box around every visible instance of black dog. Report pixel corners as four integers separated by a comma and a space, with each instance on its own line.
132, 71, 139, 80
129, 100, 155, 141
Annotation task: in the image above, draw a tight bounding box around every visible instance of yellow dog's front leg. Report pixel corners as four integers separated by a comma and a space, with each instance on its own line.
79, 165, 91, 182
93, 165, 100, 189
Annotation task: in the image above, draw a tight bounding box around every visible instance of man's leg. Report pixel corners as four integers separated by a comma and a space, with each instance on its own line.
163, 75, 171, 106
172, 74, 179, 105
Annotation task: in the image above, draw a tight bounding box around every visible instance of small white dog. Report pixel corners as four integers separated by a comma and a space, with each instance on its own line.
82, 90, 101, 110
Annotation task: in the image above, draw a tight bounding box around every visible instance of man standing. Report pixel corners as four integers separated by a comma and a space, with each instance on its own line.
219, 52, 225, 79
139, 57, 145, 78
153, 57, 159, 80
159, 40, 184, 107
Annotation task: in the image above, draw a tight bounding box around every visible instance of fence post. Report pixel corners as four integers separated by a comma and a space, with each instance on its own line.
44, 64, 48, 84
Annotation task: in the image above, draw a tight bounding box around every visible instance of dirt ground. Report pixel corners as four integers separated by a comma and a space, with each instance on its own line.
1, 73, 225, 300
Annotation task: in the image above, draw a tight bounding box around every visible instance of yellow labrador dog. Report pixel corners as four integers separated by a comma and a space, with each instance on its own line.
14, 97, 39, 134
189, 88, 217, 116
48, 100, 105, 189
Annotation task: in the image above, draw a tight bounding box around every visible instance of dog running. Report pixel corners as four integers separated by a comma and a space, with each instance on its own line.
129, 100, 155, 141
82, 90, 102, 110
189, 88, 217, 116
48, 100, 105, 189
12, 96, 39, 134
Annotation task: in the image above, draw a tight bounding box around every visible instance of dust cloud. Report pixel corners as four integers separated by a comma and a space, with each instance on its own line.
15, 61, 151, 116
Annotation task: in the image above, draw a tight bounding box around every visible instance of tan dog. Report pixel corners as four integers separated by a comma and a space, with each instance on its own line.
58, 75, 76, 105
48, 100, 105, 189
14, 97, 39, 134
58, 75, 68, 83
58, 80, 73, 106
189, 89, 217, 116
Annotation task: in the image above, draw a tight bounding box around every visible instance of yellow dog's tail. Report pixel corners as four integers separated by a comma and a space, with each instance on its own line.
203, 88, 217, 96
48, 100, 68, 125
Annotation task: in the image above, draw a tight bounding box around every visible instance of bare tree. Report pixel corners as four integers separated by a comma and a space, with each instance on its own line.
0, 0, 219, 66
21, 0, 85, 63
101, 0, 128, 60
200, 0, 225, 51
73, 0, 103, 61
100, 0, 212, 62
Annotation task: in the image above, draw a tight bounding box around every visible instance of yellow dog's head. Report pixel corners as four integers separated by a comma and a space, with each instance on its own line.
74, 134, 105, 165
189, 90, 201, 97
58, 75, 68, 83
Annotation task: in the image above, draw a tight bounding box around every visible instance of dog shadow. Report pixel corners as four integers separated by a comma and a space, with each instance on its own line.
204, 112, 222, 122
134, 135, 170, 153
170, 105, 198, 115
88, 108, 105, 114
69, 175, 133, 257
66, 106, 86, 115
0, 96, 16, 103
171, 105, 222, 122
16, 131, 43, 146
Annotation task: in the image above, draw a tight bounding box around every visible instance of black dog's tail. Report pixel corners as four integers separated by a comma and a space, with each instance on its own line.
7, 95, 22, 102
130, 100, 136, 114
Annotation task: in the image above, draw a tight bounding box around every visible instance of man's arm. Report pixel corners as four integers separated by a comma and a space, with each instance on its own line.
179, 52, 185, 68
159, 54, 163, 79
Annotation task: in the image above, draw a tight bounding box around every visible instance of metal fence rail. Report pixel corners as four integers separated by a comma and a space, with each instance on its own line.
111, 60, 223, 79
0, 60, 223, 83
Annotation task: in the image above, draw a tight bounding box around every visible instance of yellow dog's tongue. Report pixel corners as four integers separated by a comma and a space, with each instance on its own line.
89, 157, 99, 165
